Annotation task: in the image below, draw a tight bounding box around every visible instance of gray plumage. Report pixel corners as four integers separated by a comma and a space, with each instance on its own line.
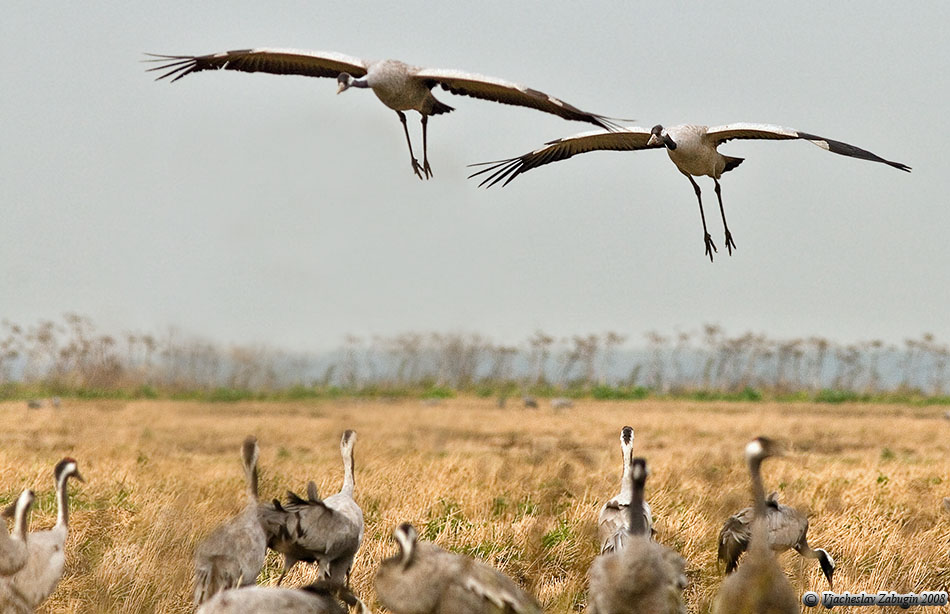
194, 436, 267, 605
146, 48, 622, 180
0, 490, 34, 613
375, 523, 542, 614
599, 426, 653, 553
195, 580, 368, 614
0, 459, 84, 611
587, 458, 686, 614
260, 430, 363, 585
471, 123, 909, 261
718, 492, 835, 587
712, 437, 798, 614
0, 490, 32, 576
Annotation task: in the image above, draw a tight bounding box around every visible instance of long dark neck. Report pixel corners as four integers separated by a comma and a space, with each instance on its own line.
750, 456, 766, 520
627, 459, 648, 536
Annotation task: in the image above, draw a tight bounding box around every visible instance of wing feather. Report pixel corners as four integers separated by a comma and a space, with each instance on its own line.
415, 68, 627, 130
145, 48, 367, 82
469, 128, 658, 187
708, 123, 910, 171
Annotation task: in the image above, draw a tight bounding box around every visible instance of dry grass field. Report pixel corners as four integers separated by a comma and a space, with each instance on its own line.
0, 397, 948, 613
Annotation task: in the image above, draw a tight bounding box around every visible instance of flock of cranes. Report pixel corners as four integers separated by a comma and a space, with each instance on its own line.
11, 426, 828, 613
184, 427, 837, 613
147, 47, 910, 261
0, 424, 846, 613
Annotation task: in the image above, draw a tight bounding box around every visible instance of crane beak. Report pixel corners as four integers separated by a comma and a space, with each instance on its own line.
647, 134, 661, 146
336, 82, 347, 95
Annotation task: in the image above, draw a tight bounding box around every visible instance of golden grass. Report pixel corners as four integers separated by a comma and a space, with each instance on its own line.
0, 398, 948, 613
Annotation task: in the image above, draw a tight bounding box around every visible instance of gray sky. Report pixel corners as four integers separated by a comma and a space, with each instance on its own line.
1, 2, 946, 351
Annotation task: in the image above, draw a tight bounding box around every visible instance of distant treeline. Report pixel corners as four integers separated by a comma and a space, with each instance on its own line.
1, 314, 949, 403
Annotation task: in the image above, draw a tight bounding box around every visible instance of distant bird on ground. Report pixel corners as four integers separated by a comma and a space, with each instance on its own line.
471, 123, 910, 261
599, 426, 653, 553
375, 523, 542, 614
0, 459, 84, 611
712, 437, 798, 614
550, 397, 574, 409
146, 49, 624, 180
587, 458, 686, 614
195, 580, 369, 614
718, 491, 835, 587
260, 430, 363, 586
26, 400, 42, 409
522, 395, 539, 409
0, 490, 34, 576
194, 436, 267, 605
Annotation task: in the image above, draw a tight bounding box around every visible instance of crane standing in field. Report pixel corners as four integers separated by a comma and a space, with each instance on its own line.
587, 458, 686, 614
147, 48, 624, 180
718, 491, 835, 587
599, 426, 654, 553
193, 437, 267, 605
711, 437, 798, 614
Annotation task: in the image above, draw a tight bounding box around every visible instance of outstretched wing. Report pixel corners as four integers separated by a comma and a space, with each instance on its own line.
146, 48, 368, 82
415, 68, 628, 131
707, 123, 910, 172
469, 127, 658, 188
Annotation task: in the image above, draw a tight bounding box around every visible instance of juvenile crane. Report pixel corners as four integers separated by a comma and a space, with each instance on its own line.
146, 49, 624, 179
718, 491, 835, 587
471, 123, 910, 261
0, 459, 84, 611
260, 430, 363, 586
375, 523, 542, 614
598, 426, 653, 553
194, 436, 267, 605
711, 437, 798, 614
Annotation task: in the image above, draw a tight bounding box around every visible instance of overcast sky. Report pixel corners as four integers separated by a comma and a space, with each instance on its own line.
1, 2, 946, 351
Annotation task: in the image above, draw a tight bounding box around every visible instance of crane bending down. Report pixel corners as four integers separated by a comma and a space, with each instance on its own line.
470, 123, 910, 261
718, 491, 835, 587
146, 49, 625, 180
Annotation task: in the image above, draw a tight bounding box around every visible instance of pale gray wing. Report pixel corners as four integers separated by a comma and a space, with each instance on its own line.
765, 503, 807, 550
414, 68, 627, 131
146, 48, 368, 82
707, 123, 910, 171
717, 507, 754, 573
469, 127, 658, 188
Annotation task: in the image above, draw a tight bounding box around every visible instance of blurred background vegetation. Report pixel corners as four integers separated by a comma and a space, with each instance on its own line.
2, 314, 949, 404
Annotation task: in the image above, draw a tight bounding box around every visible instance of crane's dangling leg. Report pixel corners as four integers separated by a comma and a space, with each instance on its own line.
421, 114, 433, 179
684, 172, 716, 262
714, 178, 736, 255
397, 111, 425, 180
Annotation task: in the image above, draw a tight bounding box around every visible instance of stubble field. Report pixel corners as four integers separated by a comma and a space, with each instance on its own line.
0, 397, 947, 613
